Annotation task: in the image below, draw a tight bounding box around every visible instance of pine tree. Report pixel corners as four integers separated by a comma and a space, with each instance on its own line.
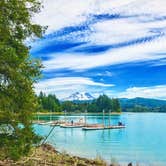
0, 0, 45, 160
96, 95, 112, 112
112, 98, 121, 113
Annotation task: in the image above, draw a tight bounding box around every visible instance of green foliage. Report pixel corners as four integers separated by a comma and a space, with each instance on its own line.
112, 98, 121, 113
0, 0, 44, 160
87, 95, 121, 113
61, 101, 74, 112
120, 97, 166, 112
95, 95, 112, 112
61, 101, 89, 113
38, 92, 61, 112
37, 93, 121, 113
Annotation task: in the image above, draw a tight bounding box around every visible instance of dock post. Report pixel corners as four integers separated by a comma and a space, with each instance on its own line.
50, 109, 52, 122
37, 114, 39, 123
84, 110, 87, 126
108, 109, 111, 127
64, 110, 67, 124
103, 109, 105, 127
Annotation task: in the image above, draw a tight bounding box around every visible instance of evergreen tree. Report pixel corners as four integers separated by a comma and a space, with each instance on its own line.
0, 0, 44, 160
96, 95, 112, 112
38, 92, 61, 112
37, 93, 122, 114
61, 101, 74, 112
112, 98, 121, 112
87, 101, 97, 112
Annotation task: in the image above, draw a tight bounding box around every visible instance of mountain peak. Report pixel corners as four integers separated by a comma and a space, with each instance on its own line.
63, 92, 94, 101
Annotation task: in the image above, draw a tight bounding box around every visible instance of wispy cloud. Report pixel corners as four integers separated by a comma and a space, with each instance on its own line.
34, 0, 166, 34
43, 36, 166, 71
31, 0, 166, 71
31, 0, 166, 98
118, 85, 166, 100
149, 57, 166, 67
97, 71, 113, 77
35, 77, 114, 98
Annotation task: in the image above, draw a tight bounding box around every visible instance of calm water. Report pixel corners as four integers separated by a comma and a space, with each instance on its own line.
34, 113, 166, 165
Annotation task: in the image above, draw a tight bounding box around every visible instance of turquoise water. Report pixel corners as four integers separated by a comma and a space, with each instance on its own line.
34, 113, 166, 165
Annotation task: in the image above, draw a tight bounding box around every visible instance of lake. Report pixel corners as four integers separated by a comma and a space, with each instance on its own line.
34, 113, 166, 166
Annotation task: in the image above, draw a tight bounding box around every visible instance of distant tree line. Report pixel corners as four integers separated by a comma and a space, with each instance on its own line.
37, 92, 166, 113
38, 92, 61, 112
120, 97, 166, 112
122, 105, 166, 112
37, 92, 122, 113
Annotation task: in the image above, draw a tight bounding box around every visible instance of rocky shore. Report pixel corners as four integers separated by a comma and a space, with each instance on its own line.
0, 144, 107, 166
0, 144, 134, 166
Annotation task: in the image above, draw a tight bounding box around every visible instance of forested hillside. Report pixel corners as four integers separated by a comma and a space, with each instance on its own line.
37, 92, 166, 113
120, 97, 166, 112
37, 92, 121, 113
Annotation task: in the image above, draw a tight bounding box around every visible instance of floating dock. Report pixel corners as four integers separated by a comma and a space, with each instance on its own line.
33, 120, 50, 125
38, 121, 55, 125
35, 120, 65, 126
82, 125, 125, 130
60, 123, 85, 128
50, 120, 66, 126
32, 120, 45, 124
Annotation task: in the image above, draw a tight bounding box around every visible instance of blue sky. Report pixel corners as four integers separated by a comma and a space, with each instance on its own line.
31, 0, 166, 99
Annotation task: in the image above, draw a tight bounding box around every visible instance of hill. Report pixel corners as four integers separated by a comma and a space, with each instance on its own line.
119, 97, 166, 112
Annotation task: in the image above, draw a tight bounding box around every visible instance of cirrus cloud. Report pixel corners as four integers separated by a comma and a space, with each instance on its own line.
31, 0, 166, 98
118, 85, 166, 100
35, 77, 114, 98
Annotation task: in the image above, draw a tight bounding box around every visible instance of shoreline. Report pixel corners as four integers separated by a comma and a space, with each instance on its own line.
34, 112, 122, 115
47, 144, 161, 166
0, 144, 108, 166
1, 144, 159, 166
0, 144, 141, 166
34, 112, 166, 116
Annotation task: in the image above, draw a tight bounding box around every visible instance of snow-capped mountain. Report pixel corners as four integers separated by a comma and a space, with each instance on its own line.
63, 92, 95, 101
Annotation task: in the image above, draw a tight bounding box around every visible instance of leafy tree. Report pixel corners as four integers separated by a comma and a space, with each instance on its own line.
96, 95, 112, 112
86, 95, 121, 113
61, 101, 74, 112
38, 92, 61, 112
0, 0, 45, 160
87, 101, 97, 112
37, 93, 122, 114
112, 98, 121, 112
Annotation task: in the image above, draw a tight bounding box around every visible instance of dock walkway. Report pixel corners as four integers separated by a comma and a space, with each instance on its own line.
82, 125, 125, 130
